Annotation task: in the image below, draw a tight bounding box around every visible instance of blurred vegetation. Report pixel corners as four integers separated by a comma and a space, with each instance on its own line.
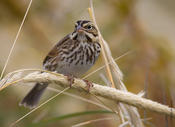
0, 0, 175, 127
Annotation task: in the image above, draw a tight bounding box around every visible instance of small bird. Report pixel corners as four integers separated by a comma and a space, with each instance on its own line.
20, 20, 101, 108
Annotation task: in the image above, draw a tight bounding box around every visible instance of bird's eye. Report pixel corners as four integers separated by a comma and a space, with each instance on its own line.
86, 25, 92, 30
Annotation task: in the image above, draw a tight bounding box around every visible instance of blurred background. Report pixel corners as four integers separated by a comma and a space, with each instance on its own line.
0, 0, 175, 126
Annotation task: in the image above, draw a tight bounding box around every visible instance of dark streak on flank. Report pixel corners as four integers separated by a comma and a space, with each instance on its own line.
86, 48, 90, 63
60, 56, 65, 61
69, 58, 74, 64
89, 48, 93, 63
81, 50, 85, 65
93, 53, 96, 64
62, 51, 69, 55
89, 46, 93, 55
74, 51, 77, 60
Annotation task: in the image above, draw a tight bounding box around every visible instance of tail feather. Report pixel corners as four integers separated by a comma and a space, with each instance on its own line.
20, 83, 48, 109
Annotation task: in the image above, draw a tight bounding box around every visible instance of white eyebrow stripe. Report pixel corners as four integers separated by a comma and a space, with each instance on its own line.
75, 22, 78, 27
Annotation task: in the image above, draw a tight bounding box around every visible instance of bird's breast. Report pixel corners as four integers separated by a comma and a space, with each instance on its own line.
56, 42, 101, 77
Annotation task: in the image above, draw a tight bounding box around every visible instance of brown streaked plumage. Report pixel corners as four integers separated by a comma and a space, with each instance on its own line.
20, 20, 101, 108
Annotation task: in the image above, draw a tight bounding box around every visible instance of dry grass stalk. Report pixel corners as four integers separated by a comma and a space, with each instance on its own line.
88, 8, 116, 88
0, 0, 33, 79
1, 71, 175, 118
88, 0, 144, 126
72, 117, 114, 127
47, 87, 112, 111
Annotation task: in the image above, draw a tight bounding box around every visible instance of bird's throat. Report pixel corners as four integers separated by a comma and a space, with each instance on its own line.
77, 32, 87, 42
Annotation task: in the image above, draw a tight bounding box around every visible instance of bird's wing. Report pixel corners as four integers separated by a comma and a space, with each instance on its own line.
43, 34, 70, 68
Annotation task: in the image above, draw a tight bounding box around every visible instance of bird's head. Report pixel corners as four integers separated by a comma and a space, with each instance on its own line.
71, 20, 99, 42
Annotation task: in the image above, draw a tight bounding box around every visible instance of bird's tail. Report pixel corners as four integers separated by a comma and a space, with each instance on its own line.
19, 83, 48, 109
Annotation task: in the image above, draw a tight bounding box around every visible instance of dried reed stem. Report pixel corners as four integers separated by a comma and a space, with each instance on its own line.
88, 4, 115, 88
1, 72, 174, 118
88, 1, 144, 126
0, 0, 33, 79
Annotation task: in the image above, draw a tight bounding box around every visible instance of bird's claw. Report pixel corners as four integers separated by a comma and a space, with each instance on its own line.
83, 79, 93, 92
66, 75, 75, 87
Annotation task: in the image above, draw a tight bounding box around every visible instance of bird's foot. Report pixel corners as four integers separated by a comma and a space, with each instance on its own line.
66, 75, 75, 88
83, 79, 93, 92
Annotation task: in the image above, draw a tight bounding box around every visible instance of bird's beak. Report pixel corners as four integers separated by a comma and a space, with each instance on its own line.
76, 25, 84, 32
